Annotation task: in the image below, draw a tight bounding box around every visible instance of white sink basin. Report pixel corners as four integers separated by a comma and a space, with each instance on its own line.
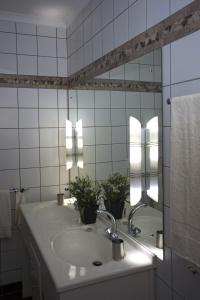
133, 216, 162, 237
51, 227, 112, 267
33, 204, 77, 225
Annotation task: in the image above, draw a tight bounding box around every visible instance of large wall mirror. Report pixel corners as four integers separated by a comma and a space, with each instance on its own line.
67, 48, 163, 258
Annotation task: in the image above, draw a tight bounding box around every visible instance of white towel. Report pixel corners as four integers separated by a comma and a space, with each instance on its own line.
15, 191, 26, 225
0, 190, 11, 238
170, 93, 200, 267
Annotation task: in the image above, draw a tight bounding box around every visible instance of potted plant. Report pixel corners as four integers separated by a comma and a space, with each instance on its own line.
66, 176, 101, 225
101, 173, 129, 219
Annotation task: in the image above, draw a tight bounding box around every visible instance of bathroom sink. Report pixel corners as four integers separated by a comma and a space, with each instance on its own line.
133, 216, 162, 237
33, 203, 77, 225
51, 227, 112, 267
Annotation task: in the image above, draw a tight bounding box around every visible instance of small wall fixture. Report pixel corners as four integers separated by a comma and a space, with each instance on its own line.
66, 119, 83, 170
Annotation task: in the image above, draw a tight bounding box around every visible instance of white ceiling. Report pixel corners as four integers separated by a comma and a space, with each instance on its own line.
0, 0, 91, 28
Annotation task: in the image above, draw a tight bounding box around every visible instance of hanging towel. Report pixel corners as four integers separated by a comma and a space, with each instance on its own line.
170, 93, 200, 267
0, 190, 11, 238
15, 191, 26, 225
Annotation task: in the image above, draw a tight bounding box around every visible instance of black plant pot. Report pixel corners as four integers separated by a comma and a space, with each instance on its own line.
104, 201, 125, 219
80, 207, 98, 224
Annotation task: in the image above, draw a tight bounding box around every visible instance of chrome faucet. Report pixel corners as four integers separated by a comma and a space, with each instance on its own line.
128, 201, 147, 237
97, 209, 118, 241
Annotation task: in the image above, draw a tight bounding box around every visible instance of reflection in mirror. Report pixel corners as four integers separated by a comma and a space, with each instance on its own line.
68, 48, 163, 258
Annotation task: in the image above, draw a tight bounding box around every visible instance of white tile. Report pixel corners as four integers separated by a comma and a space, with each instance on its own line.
141, 108, 155, 125
126, 92, 140, 108
147, 0, 170, 28
96, 162, 112, 180
19, 129, 39, 148
70, 26, 83, 53
162, 45, 171, 86
18, 55, 37, 75
41, 167, 59, 186
41, 186, 59, 201
39, 109, 58, 127
140, 65, 154, 82
171, 78, 200, 98
113, 161, 128, 175
59, 128, 66, 146
83, 127, 95, 145
19, 109, 38, 128
60, 166, 69, 185
39, 89, 57, 108
110, 65, 125, 79
112, 126, 127, 144
114, 10, 128, 47
16, 22, 36, 35
156, 277, 172, 300
129, 0, 146, 39
38, 56, 57, 76
112, 143, 127, 161
126, 108, 141, 123
0, 108, 18, 128
17, 34, 37, 55
1, 230, 22, 251
154, 65, 162, 82
69, 90, 77, 108
125, 63, 139, 80
0, 20, 15, 32
84, 40, 93, 66
170, 0, 194, 13
83, 146, 95, 164
0, 88, 17, 107
155, 93, 162, 109
0, 53, 17, 74
93, 32, 103, 61
25, 187, 40, 203
154, 48, 162, 66
40, 147, 59, 167
111, 109, 126, 125
102, 23, 114, 55
111, 91, 126, 108
141, 92, 154, 109
78, 109, 95, 127
57, 38, 67, 57
163, 86, 171, 126
20, 148, 39, 168
1, 269, 22, 286
0, 129, 18, 149
95, 91, 110, 108
114, 0, 128, 17
171, 31, 200, 84
96, 127, 111, 144
164, 206, 170, 247
172, 252, 200, 300
59, 146, 66, 165
37, 25, 56, 37
69, 109, 77, 124
79, 164, 95, 179
1, 250, 22, 271
101, 0, 114, 27
95, 109, 111, 126
40, 128, 58, 147
58, 58, 68, 77
78, 90, 94, 108
83, 15, 93, 43
139, 52, 154, 65
18, 88, 38, 108
0, 149, 19, 170
0, 32, 16, 53
96, 145, 111, 162
58, 90, 67, 108
92, 5, 102, 35
57, 27, 67, 38
58, 108, 68, 127
0, 169, 19, 189
163, 126, 171, 167
21, 168, 40, 187
38, 36, 57, 57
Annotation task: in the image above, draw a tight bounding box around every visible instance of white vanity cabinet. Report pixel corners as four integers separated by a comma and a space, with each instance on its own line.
20, 202, 155, 300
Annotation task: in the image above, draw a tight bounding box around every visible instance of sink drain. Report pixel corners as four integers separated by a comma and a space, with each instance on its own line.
92, 261, 103, 266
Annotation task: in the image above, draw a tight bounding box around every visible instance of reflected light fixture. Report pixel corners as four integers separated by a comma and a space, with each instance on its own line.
66, 119, 84, 170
